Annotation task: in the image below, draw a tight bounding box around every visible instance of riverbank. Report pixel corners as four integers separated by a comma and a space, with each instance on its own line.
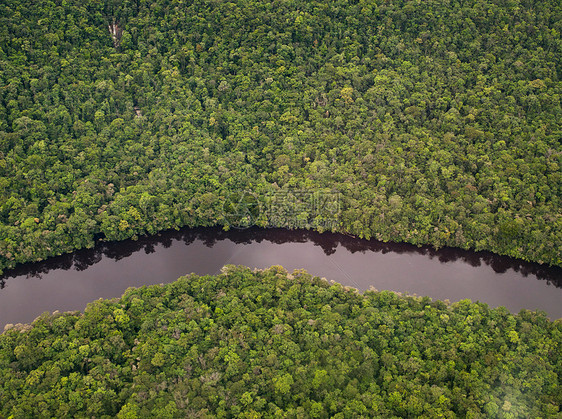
1, 227, 561, 328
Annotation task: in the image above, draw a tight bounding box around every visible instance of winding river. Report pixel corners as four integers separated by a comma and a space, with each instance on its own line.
1, 227, 561, 328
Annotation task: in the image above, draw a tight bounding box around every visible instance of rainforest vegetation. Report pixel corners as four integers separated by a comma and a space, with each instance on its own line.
1, 1, 561, 415
0, 0, 560, 274
0, 266, 560, 417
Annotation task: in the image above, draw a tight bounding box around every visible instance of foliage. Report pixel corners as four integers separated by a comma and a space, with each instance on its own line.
0, 0, 561, 274
0, 266, 560, 417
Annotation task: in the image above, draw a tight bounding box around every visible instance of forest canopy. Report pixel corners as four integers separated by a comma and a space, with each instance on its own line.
0, 266, 560, 417
0, 0, 561, 273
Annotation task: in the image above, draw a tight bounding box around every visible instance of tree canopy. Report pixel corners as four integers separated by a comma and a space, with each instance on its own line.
1, 266, 560, 417
0, 0, 561, 274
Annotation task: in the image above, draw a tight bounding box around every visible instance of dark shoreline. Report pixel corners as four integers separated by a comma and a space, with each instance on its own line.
2, 226, 561, 288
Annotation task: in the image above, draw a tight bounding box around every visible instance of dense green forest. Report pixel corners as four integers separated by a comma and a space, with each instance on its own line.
0, 0, 561, 274
0, 266, 560, 417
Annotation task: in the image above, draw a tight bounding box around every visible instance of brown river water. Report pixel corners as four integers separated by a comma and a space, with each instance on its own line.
1, 227, 561, 329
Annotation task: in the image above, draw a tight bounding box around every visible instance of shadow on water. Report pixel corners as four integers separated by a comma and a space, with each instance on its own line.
2, 226, 561, 288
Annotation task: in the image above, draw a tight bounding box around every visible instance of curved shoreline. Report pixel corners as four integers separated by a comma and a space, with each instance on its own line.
1, 226, 561, 328
2, 226, 561, 287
